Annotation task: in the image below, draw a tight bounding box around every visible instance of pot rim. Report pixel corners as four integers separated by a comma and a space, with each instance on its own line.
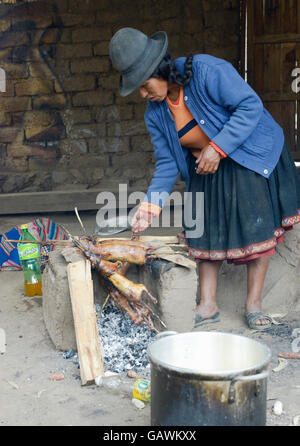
147, 331, 272, 380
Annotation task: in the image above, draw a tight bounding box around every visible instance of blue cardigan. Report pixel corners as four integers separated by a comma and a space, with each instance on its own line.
144, 54, 284, 207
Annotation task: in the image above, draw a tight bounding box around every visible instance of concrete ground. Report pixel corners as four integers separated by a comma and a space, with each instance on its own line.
0, 211, 299, 426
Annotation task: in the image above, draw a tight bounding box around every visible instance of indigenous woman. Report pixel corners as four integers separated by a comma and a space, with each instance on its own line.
109, 28, 300, 330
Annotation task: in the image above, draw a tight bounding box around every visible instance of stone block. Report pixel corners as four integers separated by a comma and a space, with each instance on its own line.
42, 246, 111, 350
130, 135, 152, 152
160, 18, 183, 34
121, 120, 148, 136
15, 78, 53, 97
115, 90, 141, 105
5, 156, 28, 173
54, 59, 71, 77
129, 178, 149, 188
56, 43, 92, 59
56, 0, 69, 13
51, 170, 70, 185
29, 62, 50, 78
7, 143, 33, 158
24, 120, 65, 141
93, 41, 110, 56
72, 27, 112, 43
42, 248, 77, 351
138, 0, 181, 20
0, 80, 14, 97
69, 139, 88, 154
2, 97, 31, 113
60, 29, 73, 44
261, 225, 300, 314
21, 110, 54, 128
0, 126, 18, 143
55, 75, 95, 93
68, 123, 105, 139
70, 57, 110, 74
32, 94, 66, 110
69, 154, 109, 169
106, 121, 121, 137
1, 63, 28, 80
0, 30, 29, 49
140, 260, 198, 332
69, 0, 108, 12
72, 89, 113, 107
89, 137, 128, 155
97, 136, 130, 154
60, 13, 95, 27
0, 112, 11, 126
118, 105, 134, 121
95, 9, 127, 24
133, 103, 147, 120
112, 152, 152, 169
213, 224, 300, 327
62, 109, 92, 125
40, 28, 71, 44
97, 73, 120, 90
1, 172, 36, 193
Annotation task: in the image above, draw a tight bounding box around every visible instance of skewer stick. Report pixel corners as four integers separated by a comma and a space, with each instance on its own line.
96, 294, 110, 320
6, 239, 72, 245
75, 207, 87, 234
141, 301, 167, 329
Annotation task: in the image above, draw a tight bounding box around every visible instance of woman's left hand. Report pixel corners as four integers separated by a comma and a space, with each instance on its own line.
195, 144, 221, 175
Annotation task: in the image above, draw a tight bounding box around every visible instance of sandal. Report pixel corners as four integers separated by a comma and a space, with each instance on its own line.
246, 312, 272, 331
194, 311, 220, 328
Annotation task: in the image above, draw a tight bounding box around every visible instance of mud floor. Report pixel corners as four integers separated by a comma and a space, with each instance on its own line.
0, 211, 299, 426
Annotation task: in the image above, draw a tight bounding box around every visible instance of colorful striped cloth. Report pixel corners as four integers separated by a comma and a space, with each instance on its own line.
0, 217, 67, 271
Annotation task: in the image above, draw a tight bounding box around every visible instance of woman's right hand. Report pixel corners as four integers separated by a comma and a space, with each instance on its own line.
130, 202, 162, 234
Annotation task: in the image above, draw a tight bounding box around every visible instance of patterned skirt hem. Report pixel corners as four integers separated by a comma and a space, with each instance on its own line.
179, 209, 300, 264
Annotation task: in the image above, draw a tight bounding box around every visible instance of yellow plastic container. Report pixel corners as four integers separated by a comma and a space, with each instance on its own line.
132, 378, 151, 402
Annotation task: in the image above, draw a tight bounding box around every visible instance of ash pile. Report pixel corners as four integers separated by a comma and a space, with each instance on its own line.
96, 303, 156, 375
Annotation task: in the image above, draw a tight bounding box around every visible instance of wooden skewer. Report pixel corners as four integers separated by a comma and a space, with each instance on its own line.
6, 239, 72, 245
74, 207, 87, 234
7, 238, 184, 247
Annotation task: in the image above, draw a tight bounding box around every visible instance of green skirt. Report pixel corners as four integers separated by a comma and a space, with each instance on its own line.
182, 142, 300, 265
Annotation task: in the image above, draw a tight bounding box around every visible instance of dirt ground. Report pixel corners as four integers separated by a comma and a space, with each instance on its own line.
0, 211, 299, 426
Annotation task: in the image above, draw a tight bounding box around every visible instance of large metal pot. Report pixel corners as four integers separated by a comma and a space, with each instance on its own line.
147, 331, 272, 426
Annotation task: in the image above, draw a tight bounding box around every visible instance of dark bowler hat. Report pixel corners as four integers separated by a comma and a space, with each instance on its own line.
109, 27, 168, 97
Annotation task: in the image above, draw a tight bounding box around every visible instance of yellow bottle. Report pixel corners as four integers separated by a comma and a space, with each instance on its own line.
17, 224, 43, 297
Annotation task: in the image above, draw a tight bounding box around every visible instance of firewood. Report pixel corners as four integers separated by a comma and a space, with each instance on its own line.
67, 260, 104, 385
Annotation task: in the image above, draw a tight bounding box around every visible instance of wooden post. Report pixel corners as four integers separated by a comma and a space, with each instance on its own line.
67, 260, 104, 385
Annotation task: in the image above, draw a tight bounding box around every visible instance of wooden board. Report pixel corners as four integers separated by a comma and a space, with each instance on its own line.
0, 188, 123, 215
246, 0, 300, 159
6, 236, 182, 247
265, 101, 296, 152
67, 260, 104, 385
0, 185, 186, 215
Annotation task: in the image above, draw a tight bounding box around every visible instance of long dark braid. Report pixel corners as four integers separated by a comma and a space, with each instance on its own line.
150, 52, 193, 86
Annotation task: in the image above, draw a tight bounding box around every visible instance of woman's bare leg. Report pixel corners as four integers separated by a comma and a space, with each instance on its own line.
245, 255, 271, 325
195, 260, 223, 318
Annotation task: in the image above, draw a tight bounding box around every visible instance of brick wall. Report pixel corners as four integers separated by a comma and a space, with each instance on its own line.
0, 0, 240, 195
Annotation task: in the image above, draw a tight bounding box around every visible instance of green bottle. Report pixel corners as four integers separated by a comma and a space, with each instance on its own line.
17, 224, 43, 297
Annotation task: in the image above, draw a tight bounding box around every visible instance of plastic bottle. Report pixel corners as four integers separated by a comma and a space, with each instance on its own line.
95, 375, 151, 402
17, 224, 43, 297
95, 375, 135, 396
